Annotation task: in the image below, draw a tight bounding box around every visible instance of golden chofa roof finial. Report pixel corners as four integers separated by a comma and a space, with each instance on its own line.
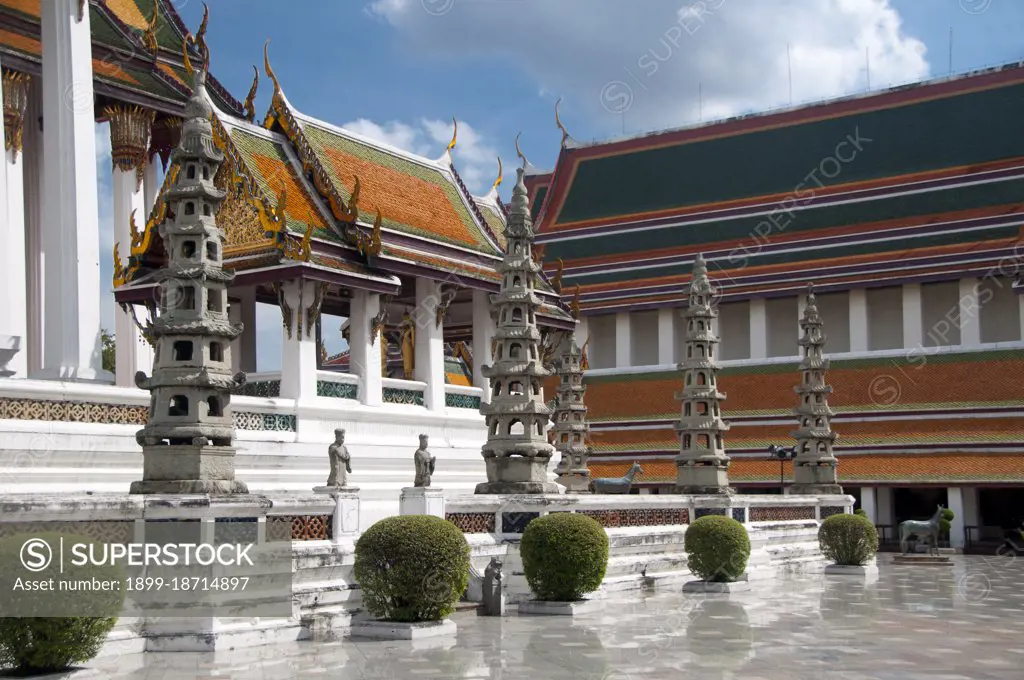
491, 156, 503, 193
182, 36, 193, 78
193, 3, 210, 72
555, 97, 571, 148
514, 131, 529, 170
142, 1, 160, 55
243, 65, 259, 122
447, 116, 458, 152
264, 39, 282, 98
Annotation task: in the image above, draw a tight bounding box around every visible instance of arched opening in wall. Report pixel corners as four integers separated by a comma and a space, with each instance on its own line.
172, 340, 193, 362
202, 165, 209, 180
561, 433, 568, 444
696, 373, 706, 386
696, 402, 708, 415
187, 165, 197, 179
184, 202, 195, 215
207, 241, 217, 261
203, 204, 211, 216
815, 418, 823, 427
509, 420, 524, 436
513, 243, 521, 255
686, 373, 692, 385
493, 382, 502, 397
802, 418, 810, 428
207, 397, 223, 417
210, 342, 224, 362
715, 434, 722, 448
684, 403, 691, 416
531, 380, 540, 397
513, 276, 522, 288
509, 343, 522, 359
817, 442, 826, 453
509, 381, 524, 396
207, 290, 222, 313
490, 421, 499, 436
573, 413, 582, 421
181, 240, 197, 259
180, 285, 196, 311
697, 320, 705, 331
535, 422, 543, 436
512, 308, 523, 323
697, 345, 705, 358
529, 346, 537, 360
560, 412, 568, 422
683, 434, 692, 448
687, 346, 692, 359
168, 395, 189, 417
495, 344, 503, 360
697, 434, 710, 449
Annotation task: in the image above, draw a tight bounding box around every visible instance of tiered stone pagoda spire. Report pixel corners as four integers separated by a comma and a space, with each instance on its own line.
674, 254, 732, 495
552, 338, 591, 493
476, 166, 558, 494
790, 284, 843, 494
130, 64, 248, 495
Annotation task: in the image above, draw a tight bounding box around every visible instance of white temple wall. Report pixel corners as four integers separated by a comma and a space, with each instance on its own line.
816, 291, 850, 353
629, 310, 659, 366
866, 286, 903, 350
766, 296, 799, 357
979, 276, 1020, 344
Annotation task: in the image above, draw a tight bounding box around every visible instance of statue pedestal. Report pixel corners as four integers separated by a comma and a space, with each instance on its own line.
399, 487, 445, 518
476, 457, 561, 494
313, 486, 360, 539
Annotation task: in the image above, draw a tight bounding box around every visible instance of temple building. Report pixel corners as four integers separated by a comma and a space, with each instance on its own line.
535, 62, 1024, 550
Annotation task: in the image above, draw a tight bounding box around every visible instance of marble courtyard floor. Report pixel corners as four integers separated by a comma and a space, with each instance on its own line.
43, 555, 1024, 679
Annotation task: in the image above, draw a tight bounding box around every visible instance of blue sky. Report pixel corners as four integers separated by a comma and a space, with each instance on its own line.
100, 0, 1024, 369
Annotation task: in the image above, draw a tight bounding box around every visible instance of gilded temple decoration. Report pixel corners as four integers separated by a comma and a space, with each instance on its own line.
532, 244, 546, 265
2, 69, 30, 158
492, 156, 503, 193
580, 336, 590, 371
555, 97, 571, 148
182, 37, 194, 78
570, 284, 581, 319
306, 283, 327, 339
354, 208, 383, 258
370, 294, 393, 342
275, 283, 293, 340
104, 105, 155, 178
142, 3, 160, 55
435, 284, 459, 328
551, 257, 564, 293
243, 65, 259, 122
399, 312, 415, 378
447, 116, 458, 152
112, 242, 127, 288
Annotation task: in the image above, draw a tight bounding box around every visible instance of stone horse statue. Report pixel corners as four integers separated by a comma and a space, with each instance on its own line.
899, 505, 944, 555
589, 462, 643, 494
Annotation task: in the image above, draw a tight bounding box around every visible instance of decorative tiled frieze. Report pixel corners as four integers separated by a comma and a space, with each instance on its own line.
383, 387, 425, 406
0, 521, 134, 545
445, 392, 481, 409
267, 514, 331, 541
819, 506, 847, 520
233, 380, 281, 398
317, 380, 358, 400
749, 506, 816, 522
579, 508, 689, 528
0, 398, 147, 425
694, 508, 727, 520
233, 411, 297, 432
446, 512, 495, 533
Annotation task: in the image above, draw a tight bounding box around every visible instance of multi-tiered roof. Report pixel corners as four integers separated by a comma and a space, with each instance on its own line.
674, 254, 731, 495
476, 167, 557, 494
130, 61, 247, 495
790, 284, 842, 494
552, 338, 591, 493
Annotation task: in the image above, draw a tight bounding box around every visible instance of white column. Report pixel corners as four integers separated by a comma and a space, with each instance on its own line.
657, 307, 675, 365
615, 311, 631, 368
876, 486, 895, 525
962, 486, 979, 548
958, 278, 981, 347
947, 486, 966, 550
0, 68, 28, 378
902, 284, 923, 349
23, 83, 43, 376
35, 0, 109, 381
349, 289, 383, 407
113, 166, 149, 387
143, 154, 159, 213
279, 280, 318, 401
860, 486, 877, 524
849, 288, 869, 352
749, 298, 767, 359
472, 289, 494, 403
415, 277, 445, 411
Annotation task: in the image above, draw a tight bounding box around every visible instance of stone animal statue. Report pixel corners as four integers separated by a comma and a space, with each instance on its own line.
900, 505, 944, 555
482, 557, 505, 616
589, 461, 643, 494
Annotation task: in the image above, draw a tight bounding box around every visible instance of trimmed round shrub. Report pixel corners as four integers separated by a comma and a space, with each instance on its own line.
0, 531, 124, 675
854, 508, 867, 517
521, 513, 608, 601
354, 515, 470, 623
818, 513, 879, 566
939, 508, 955, 541
685, 516, 750, 582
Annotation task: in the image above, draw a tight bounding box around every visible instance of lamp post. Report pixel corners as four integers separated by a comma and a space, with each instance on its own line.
767, 445, 797, 493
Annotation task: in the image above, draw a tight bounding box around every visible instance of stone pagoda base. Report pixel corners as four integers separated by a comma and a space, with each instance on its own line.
476, 457, 560, 495
130, 445, 249, 495
675, 460, 733, 495
790, 483, 844, 495
791, 462, 842, 496
555, 471, 592, 494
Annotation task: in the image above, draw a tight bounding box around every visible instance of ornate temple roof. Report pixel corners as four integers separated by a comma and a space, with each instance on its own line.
0, 0, 244, 117
534, 62, 1024, 313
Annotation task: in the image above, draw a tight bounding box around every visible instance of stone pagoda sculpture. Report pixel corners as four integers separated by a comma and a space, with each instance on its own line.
130, 61, 248, 495
789, 284, 843, 494
552, 338, 592, 493
674, 254, 732, 495
476, 166, 558, 494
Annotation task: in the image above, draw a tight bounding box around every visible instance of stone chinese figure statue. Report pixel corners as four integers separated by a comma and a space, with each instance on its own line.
414, 434, 436, 487
327, 428, 352, 487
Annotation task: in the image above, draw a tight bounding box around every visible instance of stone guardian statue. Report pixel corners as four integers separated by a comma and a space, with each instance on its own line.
414, 433, 436, 487
326, 428, 352, 487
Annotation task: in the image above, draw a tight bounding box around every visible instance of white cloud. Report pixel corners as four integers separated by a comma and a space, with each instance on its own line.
368, 0, 929, 135
343, 117, 500, 194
